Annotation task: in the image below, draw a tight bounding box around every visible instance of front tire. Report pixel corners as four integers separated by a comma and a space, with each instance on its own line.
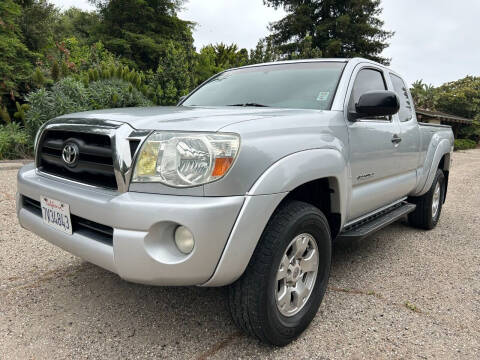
408, 169, 445, 230
228, 201, 332, 346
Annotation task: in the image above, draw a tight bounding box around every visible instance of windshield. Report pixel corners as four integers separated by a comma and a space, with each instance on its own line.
182, 62, 346, 110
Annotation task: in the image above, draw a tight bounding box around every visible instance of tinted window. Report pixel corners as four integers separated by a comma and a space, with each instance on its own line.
182, 62, 346, 110
349, 68, 387, 112
390, 73, 413, 122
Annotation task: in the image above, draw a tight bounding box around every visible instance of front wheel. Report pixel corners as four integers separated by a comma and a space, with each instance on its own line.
408, 169, 445, 230
228, 201, 332, 346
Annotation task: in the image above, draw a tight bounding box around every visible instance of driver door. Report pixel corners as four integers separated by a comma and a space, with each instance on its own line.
346, 66, 405, 221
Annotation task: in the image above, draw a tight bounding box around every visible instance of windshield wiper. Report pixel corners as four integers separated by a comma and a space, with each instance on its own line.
227, 103, 270, 107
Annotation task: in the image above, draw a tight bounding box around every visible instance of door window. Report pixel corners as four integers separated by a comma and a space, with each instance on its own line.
390, 73, 413, 122
349, 68, 388, 120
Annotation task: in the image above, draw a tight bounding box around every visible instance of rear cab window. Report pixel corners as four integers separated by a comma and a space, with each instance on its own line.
390, 73, 414, 122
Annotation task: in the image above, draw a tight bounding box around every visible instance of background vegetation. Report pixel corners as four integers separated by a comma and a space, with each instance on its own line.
0, 0, 478, 159
411, 77, 480, 150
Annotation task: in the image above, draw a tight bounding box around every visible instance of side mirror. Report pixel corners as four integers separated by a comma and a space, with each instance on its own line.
349, 90, 400, 121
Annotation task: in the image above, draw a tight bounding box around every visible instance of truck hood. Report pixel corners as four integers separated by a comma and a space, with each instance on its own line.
56, 106, 324, 132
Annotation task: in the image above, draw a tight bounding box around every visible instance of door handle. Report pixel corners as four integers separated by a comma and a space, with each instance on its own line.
391, 135, 402, 145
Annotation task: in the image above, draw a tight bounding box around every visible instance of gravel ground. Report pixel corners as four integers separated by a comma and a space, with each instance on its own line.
1, 150, 479, 359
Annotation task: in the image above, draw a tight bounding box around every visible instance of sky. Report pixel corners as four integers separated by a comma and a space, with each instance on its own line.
50, 0, 480, 86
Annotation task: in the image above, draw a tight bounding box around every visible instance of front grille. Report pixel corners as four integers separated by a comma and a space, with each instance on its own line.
22, 196, 113, 246
38, 130, 117, 189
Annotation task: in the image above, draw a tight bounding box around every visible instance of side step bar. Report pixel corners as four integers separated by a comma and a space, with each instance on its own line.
337, 202, 416, 241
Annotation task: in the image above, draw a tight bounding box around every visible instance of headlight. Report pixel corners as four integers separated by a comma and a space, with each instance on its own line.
132, 132, 240, 187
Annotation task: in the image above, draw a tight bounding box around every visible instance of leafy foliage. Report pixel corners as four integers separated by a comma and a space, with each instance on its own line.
410, 77, 480, 144
454, 139, 477, 151
148, 40, 194, 105
17, 0, 57, 52
0, 0, 36, 102
52, 7, 100, 44
25, 77, 152, 137
435, 76, 480, 120
263, 0, 393, 63
195, 43, 250, 85
410, 80, 437, 111
0, 122, 31, 159
250, 38, 281, 64
88, 0, 195, 71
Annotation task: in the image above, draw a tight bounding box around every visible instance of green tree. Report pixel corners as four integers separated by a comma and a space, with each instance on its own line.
210, 43, 249, 69
150, 40, 193, 105
250, 38, 281, 64
410, 77, 480, 144
194, 46, 221, 85
0, 0, 36, 107
263, 0, 393, 64
410, 80, 437, 110
435, 76, 480, 120
53, 7, 100, 44
194, 43, 250, 85
16, 0, 57, 52
89, 0, 195, 71
435, 77, 480, 143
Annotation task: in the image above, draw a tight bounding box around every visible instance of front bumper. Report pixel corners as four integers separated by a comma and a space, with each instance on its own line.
17, 164, 244, 286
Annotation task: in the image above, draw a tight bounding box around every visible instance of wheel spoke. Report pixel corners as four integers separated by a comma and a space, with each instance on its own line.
292, 236, 308, 260
292, 281, 309, 308
432, 182, 441, 218
299, 250, 318, 273
277, 286, 293, 311
276, 255, 290, 281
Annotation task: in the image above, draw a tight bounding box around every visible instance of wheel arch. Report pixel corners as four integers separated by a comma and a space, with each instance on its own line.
280, 177, 342, 239
415, 138, 452, 196
203, 149, 348, 287
248, 148, 348, 228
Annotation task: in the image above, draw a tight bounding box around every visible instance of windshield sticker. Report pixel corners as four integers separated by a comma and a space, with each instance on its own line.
316, 91, 330, 101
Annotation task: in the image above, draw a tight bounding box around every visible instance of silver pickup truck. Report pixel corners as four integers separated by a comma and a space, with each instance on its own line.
17, 58, 454, 345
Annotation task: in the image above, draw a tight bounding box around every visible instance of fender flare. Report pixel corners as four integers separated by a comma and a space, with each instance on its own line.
414, 138, 452, 196
203, 148, 348, 287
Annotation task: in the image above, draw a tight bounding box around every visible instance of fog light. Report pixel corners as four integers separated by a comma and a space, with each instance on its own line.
174, 226, 195, 254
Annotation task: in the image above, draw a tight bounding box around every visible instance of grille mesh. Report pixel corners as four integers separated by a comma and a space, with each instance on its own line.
38, 130, 117, 189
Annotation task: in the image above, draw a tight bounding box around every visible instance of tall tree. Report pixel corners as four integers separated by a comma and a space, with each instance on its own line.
53, 7, 101, 45
410, 80, 437, 111
0, 0, 35, 109
264, 0, 393, 64
194, 43, 249, 85
16, 0, 57, 52
89, 0, 195, 71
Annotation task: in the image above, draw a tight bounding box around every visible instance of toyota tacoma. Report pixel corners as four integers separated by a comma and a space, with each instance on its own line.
17, 58, 454, 345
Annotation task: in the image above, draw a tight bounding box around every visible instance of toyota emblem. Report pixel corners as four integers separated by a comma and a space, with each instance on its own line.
62, 142, 79, 167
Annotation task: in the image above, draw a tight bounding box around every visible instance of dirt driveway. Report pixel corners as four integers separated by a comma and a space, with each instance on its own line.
1, 150, 479, 359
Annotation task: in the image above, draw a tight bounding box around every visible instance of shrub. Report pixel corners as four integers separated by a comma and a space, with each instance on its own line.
25, 77, 153, 138
454, 139, 477, 151
0, 122, 31, 159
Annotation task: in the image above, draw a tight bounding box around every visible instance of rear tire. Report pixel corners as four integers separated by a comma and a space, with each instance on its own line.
228, 201, 332, 346
408, 169, 445, 230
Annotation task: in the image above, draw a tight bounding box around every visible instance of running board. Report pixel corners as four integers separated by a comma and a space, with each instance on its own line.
337, 202, 416, 241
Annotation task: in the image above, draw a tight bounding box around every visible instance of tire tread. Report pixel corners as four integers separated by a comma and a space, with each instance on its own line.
228, 200, 330, 345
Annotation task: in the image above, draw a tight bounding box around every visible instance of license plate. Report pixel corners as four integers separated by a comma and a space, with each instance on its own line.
40, 196, 72, 235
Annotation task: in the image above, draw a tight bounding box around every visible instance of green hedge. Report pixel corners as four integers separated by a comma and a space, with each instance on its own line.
25, 77, 153, 138
454, 139, 477, 151
0, 76, 154, 160
0, 123, 31, 160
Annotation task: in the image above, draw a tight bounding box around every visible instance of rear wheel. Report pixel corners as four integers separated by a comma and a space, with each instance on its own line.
408, 169, 445, 230
228, 201, 332, 346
